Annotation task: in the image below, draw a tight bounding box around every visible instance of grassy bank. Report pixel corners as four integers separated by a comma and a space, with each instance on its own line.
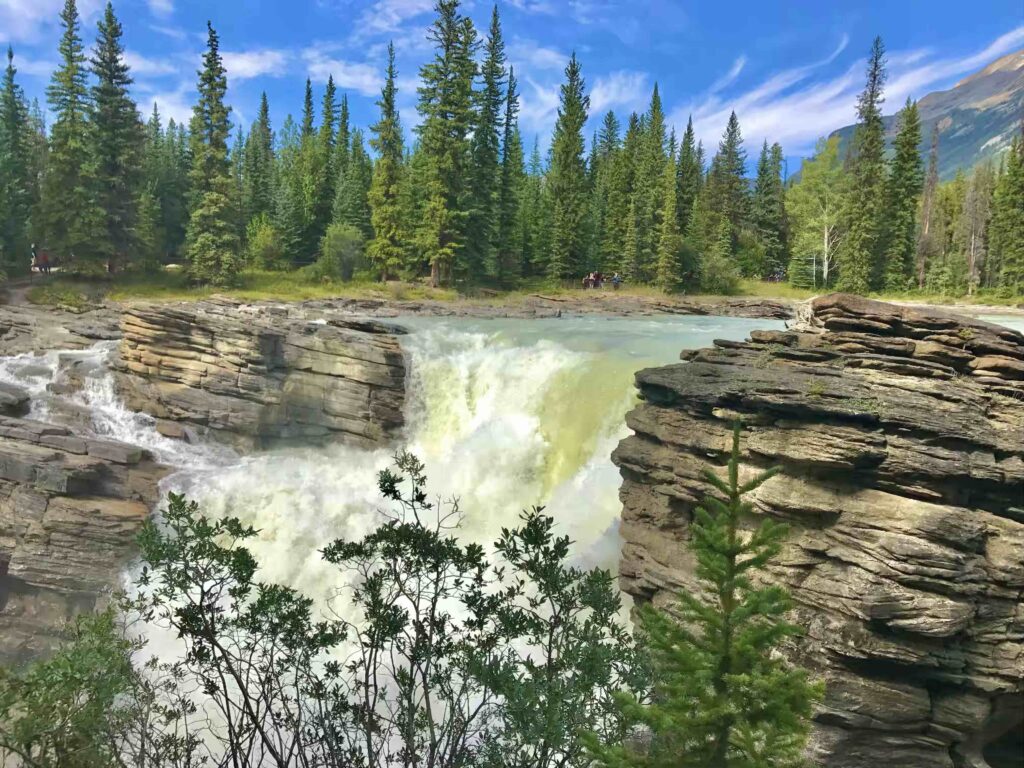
25, 269, 460, 307
20, 270, 1024, 310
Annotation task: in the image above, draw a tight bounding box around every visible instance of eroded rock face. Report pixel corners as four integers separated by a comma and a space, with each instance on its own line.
112, 298, 408, 450
614, 294, 1024, 768
0, 415, 167, 665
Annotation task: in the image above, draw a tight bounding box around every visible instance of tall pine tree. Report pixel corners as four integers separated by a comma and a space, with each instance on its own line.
915, 125, 940, 288
838, 36, 887, 293
675, 116, 701, 236
184, 23, 240, 285
367, 43, 405, 280
751, 140, 788, 279
546, 52, 589, 280
994, 130, 1024, 294
243, 92, 275, 223
655, 150, 684, 291
494, 66, 524, 283
90, 2, 143, 271
334, 128, 373, 240
415, 0, 477, 286
0, 47, 32, 275
881, 98, 923, 291
466, 4, 506, 280
42, 0, 104, 271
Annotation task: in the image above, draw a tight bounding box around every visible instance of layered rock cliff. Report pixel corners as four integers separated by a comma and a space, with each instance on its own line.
113, 299, 407, 450
614, 294, 1024, 768
0, 411, 167, 664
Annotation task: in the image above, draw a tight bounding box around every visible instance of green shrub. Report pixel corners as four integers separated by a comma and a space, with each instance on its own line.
306, 223, 366, 283
245, 213, 286, 270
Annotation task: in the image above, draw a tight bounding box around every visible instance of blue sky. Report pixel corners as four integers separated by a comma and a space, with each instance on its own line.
2, 0, 1022, 162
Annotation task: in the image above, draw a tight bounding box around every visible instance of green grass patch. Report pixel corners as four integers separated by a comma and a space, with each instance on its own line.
99, 269, 459, 304
26, 282, 95, 313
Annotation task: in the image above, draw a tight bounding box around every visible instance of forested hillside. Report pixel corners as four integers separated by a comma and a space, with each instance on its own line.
0, 0, 1021, 298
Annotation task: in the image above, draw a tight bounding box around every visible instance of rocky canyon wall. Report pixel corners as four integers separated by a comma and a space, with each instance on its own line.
113, 298, 407, 450
614, 294, 1024, 768
0, 411, 167, 665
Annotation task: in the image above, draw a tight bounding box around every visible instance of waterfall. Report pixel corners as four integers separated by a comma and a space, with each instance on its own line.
0, 314, 785, 603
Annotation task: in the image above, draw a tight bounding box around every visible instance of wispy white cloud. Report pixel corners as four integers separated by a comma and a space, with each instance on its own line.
504, 0, 557, 14
222, 49, 290, 81
348, 0, 434, 39
149, 23, 188, 41
135, 81, 194, 126
519, 76, 560, 136
709, 56, 746, 94
146, 0, 174, 18
590, 70, 649, 115
124, 50, 178, 77
508, 37, 568, 73
669, 27, 1024, 158
0, 0, 103, 43
303, 49, 382, 96
7, 52, 56, 78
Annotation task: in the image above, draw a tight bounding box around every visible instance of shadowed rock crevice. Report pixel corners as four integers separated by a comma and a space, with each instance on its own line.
614, 294, 1024, 768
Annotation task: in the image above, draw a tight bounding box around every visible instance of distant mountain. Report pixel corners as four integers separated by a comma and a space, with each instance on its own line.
830, 49, 1023, 179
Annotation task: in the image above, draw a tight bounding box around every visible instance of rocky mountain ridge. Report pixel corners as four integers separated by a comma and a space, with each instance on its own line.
830, 48, 1024, 179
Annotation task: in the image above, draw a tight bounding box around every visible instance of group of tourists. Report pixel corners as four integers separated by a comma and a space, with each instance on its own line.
582, 271, 622, 290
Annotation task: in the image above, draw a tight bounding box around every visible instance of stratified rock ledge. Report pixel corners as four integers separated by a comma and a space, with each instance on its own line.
614, 294, 1024, 768
0, 416, 167, 664
112, 298, 407, 450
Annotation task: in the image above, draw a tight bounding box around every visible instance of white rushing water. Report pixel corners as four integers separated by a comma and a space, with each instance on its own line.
0, 315, 783, 605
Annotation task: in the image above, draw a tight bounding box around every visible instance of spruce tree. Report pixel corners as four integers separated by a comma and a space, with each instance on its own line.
0, 47, 32, 276
519, 137, 549, 276
915, 126, 940, 288
706, 111, 748, 249
184, 22, 240, 285
90, 2, 143, 271
632, 85, 667, 281
622, 196, 640, 283
994, 132, 1024, 294
415, 0, 477, 286
334, 94, 350, 186
752, 140, 788, 279
300, 78, 314, 138
546, 52, 589, 281
231, 125, 246, 240
466, 4, 506, 279
601, 113, 639, 273
881, 98, 923, 291
675, 115, 701, 235
135, 188, 162, 272
837, 36, 887, 294
495, 66, 524, 283
589, 424, 820, 767
42, 0, 104, 271
367, 43, 405, 281
243, 92, 275, 222
334, 128, 373, 240
655, 152, 683, 291
311, 76, 338, 248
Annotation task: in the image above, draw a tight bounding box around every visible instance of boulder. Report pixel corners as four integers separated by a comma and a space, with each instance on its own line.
614, 294, 1024, 767
112, 299, 408, 450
